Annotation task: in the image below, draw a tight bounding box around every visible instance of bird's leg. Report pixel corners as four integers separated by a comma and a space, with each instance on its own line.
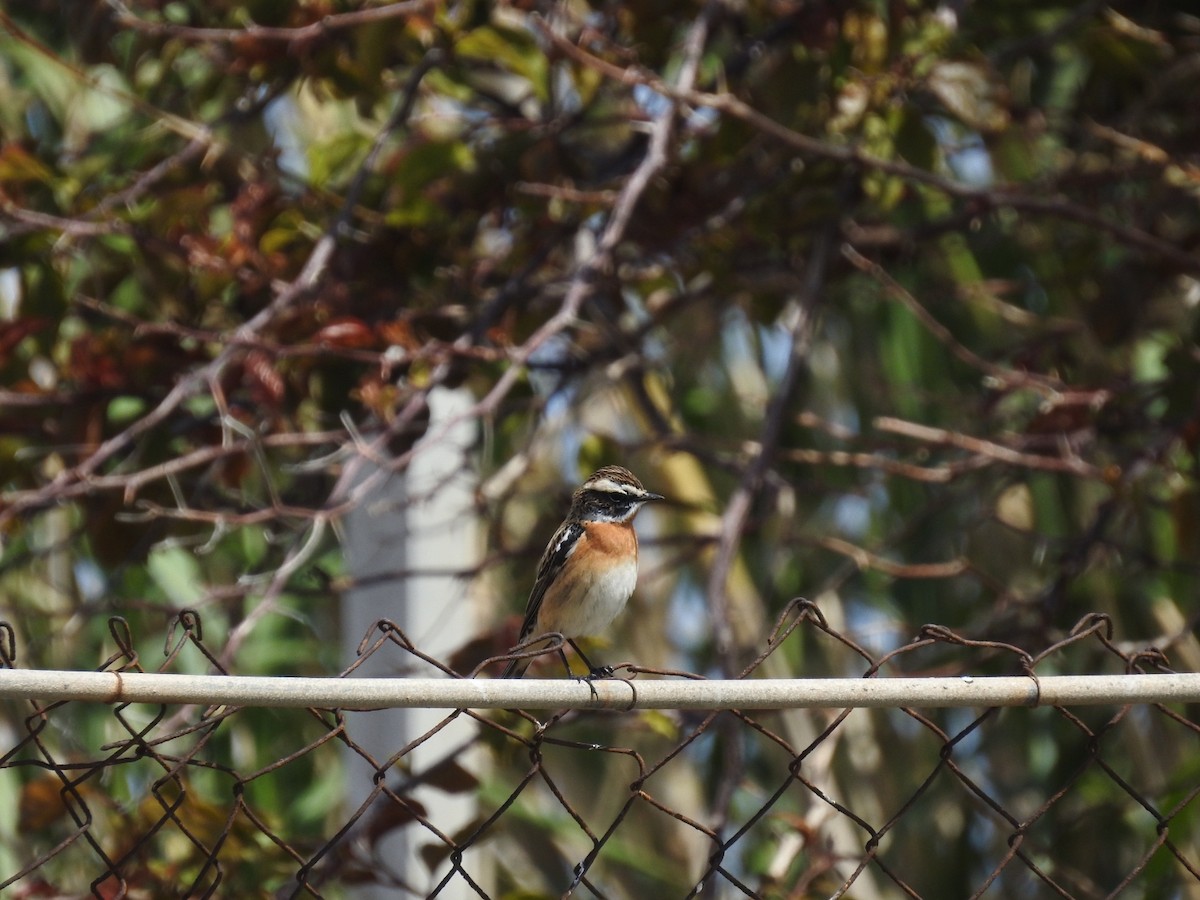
555, 645, 576, 679
569, 639, 614, 680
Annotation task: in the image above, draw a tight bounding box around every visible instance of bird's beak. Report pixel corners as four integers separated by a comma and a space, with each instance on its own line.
643, 491, 665, 503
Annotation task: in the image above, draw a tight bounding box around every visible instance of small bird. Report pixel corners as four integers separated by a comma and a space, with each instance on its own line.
501, 466, 663, 678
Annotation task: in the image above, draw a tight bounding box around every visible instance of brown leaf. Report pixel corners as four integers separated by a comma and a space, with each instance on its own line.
0, 318, 50, 363
419, 817, 487, 871
313, 317, 378, 349
353, 372, 400, 420
419, 757, 480, 795
19, 776, 72, 831
69, 333, 126, 390
447, 615, 525, 674
378, 318, 420, 351
243, 349, 286, 408
363, 794, 429, 845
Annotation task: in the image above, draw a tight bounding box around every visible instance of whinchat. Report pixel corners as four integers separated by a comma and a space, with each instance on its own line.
501, 466, 663, 678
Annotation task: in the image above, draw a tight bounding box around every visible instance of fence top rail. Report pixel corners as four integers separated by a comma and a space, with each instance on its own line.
0, 669, 1196, 710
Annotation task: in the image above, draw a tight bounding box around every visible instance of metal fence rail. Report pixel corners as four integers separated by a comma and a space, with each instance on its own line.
2, 602, 1198, 899
4, 670, 1200, 710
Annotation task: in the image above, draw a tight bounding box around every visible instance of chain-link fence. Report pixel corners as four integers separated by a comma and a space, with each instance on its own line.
2, 601, 1198, 899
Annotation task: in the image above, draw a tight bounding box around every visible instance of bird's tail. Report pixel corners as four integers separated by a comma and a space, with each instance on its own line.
499, 656, 529, 678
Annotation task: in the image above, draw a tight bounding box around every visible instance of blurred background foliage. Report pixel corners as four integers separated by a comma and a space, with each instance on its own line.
2, 0, 1200, 896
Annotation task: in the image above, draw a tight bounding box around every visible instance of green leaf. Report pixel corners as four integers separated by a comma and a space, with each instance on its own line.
148, 545, 206, 608
456, 25, 549, 103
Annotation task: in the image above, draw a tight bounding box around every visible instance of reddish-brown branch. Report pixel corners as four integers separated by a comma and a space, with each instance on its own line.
0, 49, 444, 531
533, 19, 1200, 276
840, 244, 1063, 395
106, 0, 438, 43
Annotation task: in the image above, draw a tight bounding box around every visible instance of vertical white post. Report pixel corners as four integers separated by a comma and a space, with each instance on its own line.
341, 387, 480, 898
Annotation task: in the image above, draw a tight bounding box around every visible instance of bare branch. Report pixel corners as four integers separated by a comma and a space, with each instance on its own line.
813, 536, 970, 579
875, 416, 1108, 479
841, 244, 1063, 395
704, 222, 837, 675
0, 49, 444, 530
106, 0, 437, 44
536, 24, 1200, 275
782, 447, 990, 483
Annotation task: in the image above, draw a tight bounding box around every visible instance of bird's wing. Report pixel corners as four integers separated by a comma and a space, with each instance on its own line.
517, 520, 584, 641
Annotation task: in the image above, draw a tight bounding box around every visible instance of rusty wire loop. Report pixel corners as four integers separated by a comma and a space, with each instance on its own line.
1, 607, 1199, 898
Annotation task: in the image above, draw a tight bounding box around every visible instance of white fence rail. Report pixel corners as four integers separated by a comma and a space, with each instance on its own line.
2, 669, 1198, 709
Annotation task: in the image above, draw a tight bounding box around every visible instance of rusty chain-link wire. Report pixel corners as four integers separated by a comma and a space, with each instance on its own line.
1, 601, 1198, 899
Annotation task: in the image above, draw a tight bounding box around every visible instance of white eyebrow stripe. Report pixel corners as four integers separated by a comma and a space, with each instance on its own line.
585, 478, 639, 495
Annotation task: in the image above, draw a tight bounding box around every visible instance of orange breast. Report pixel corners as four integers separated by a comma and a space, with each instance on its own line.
534, 520, 640, 638
584, 519, 638, 559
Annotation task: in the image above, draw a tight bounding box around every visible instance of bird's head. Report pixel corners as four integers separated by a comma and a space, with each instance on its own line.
572, 466, 664, 523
